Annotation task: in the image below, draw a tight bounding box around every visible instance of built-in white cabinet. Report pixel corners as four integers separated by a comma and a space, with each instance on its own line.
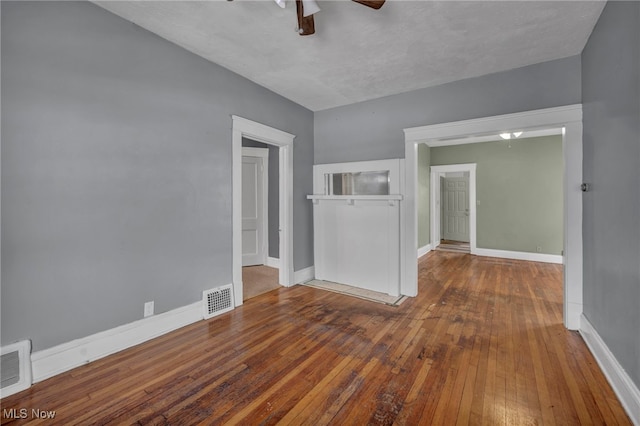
307, 159, 404, 296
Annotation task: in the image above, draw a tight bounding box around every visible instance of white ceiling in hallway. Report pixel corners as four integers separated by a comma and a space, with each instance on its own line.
94, 0, 605, 111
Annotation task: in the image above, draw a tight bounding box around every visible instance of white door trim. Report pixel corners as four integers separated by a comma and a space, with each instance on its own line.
430, 164, 477, 253
232, 116, 295, 307
242, 147, 269, 266
403, 104, 583, 330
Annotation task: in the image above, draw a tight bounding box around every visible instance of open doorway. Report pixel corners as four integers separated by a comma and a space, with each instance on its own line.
430, 164, 477, 254
439, 172, 471, 253
232, 116, 295, 307
403, 105, 583, 330
427, 131, 565, 261
241, 142, 280, 300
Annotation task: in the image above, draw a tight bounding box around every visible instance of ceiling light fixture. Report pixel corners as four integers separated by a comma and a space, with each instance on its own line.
500, 131, 524, 140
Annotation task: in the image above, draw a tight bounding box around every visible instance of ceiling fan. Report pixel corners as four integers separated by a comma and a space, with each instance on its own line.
294, 0, 386, 36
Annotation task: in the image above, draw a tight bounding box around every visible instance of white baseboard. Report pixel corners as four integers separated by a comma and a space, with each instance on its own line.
31, 301, 202, 383
294, 266, 315, 284
580, 314, 640, 424
417, 244, 431, 258
474, 248, 563, 264
564, 301, 582, 331
266, 257, 280, 269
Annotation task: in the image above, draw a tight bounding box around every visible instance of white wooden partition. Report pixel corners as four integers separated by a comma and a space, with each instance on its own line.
308, 159, 404, 296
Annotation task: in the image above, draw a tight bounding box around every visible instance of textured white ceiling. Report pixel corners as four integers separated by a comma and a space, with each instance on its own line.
94, 1, 605, 111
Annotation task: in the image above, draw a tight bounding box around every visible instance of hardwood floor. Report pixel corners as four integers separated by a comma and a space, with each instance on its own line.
1, 252, 631, 425
242, 265, 280, 301
437, 239, 471, 253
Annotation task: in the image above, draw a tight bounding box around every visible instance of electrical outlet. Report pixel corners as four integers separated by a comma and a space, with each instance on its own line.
144, 301, 154, 317
536, 246, 542, 253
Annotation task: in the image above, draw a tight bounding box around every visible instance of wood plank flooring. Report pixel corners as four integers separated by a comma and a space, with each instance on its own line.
242, 265, 281, 301
437, 240, 471, 253
0, 252, 631, 425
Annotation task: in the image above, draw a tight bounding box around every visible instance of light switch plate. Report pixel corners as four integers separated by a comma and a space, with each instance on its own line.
144, 301, 154, 317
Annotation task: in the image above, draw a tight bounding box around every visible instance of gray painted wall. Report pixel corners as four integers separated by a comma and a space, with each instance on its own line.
431, 136, 563, 255
582, 1, 640, 390
242, 138, 279, 259
315, 56, 581, 164
1, 1, 313, 351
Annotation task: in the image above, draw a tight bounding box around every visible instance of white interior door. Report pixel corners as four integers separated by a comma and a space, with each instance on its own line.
442, 176, 470, 242
242, 155, 265, 266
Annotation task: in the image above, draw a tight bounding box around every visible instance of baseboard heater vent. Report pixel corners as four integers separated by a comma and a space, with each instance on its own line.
1, 340, 32, 398
203, 284, 234, 319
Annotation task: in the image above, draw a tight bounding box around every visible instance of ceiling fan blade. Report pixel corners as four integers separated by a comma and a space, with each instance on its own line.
296, 0, 315, 35
352, 0, 385, 10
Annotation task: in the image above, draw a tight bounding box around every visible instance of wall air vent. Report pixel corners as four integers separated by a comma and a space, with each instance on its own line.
1, 340, 32, 398
203, 284, 234, 319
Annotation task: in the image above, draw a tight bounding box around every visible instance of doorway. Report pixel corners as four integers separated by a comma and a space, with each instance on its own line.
241, 144, 281, 300
232, 116, 295, 307
430, 164, 477, 254
403, 105, 584, 330
439, 172, 470, 253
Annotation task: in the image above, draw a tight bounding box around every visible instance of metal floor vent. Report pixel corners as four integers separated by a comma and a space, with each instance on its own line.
1, 340, 32, 398
203, 284, 234, 319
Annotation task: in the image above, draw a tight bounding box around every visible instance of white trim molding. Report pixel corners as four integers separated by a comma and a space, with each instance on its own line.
404, 104, 583, 330
241, 147, 270, 157
294, 266, 315, 284
266, 257, 281, 269
403, 105, 581, 143
423, 127, 562, 148
580, 314, 640, 424
474, 248, 563, 264
232, 116, 295, 307
417, 244, 431, 258
31, 302, 202, 383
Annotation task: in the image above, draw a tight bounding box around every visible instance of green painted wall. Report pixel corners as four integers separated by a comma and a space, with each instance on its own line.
418, 144, 431, 248
431, 135, 563, 255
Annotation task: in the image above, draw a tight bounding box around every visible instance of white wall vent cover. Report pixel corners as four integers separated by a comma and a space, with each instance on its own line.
203, 284, 234, 319
1, 340, 32, 398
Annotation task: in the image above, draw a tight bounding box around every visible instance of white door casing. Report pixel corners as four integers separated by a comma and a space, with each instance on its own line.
242, 148, 268, 266
441, 176, 470, 242
403, 104, 583, 330
232, 116, 295, 307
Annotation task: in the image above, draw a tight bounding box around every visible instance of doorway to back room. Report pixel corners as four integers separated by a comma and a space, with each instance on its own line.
241, 138, 281, 301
